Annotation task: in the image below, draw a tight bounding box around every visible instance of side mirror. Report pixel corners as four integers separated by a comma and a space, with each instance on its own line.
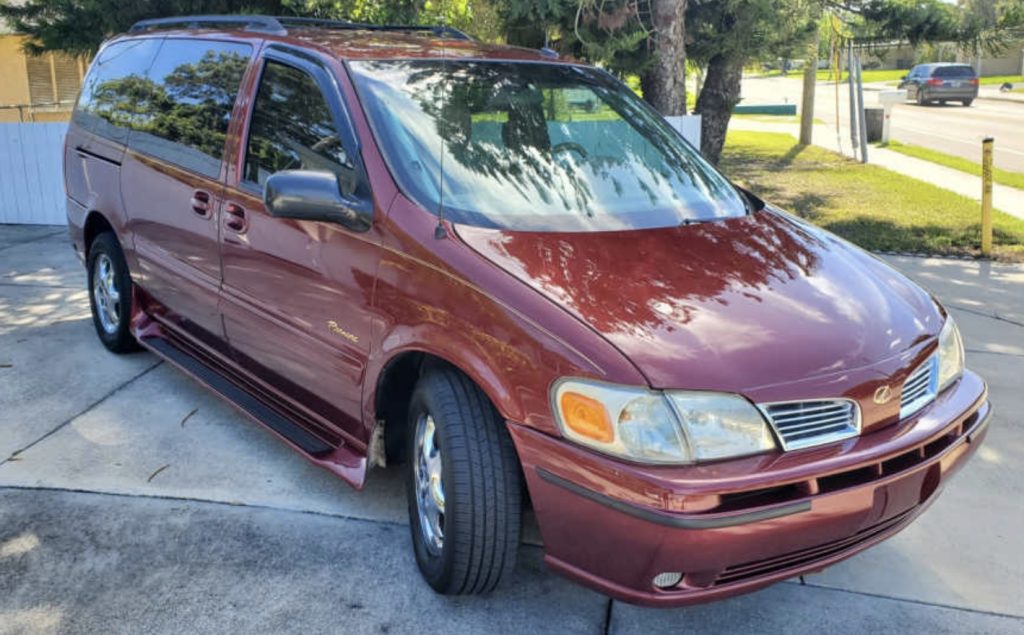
264, 170, 372, 232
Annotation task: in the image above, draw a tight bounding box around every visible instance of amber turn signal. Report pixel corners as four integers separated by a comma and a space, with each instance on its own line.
559, 391, 614, 443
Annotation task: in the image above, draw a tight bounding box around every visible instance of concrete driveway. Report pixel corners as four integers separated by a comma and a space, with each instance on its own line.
1, 225, 1022, 634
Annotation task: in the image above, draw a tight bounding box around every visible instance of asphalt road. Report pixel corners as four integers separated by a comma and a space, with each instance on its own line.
2, 225, 1023, 633
741, 76, 1024, 173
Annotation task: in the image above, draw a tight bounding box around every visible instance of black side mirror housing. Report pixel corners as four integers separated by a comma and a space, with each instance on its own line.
264, 170, 372, 232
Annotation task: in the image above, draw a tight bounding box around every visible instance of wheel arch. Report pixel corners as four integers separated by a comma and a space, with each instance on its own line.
370, 346, 515, 466
83, 210, 116, 258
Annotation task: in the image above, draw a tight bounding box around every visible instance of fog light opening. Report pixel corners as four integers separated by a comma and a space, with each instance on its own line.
652, 571, 683, 589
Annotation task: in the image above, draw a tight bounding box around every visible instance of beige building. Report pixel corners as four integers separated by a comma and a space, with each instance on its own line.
0, 33, 86, 122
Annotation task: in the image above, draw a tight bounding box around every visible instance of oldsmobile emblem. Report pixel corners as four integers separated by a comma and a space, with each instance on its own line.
873, 384, 894, 405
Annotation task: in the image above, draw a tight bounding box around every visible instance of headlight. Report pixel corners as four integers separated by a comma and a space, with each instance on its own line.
936, 316, 964, 392
552, 380, 777, 465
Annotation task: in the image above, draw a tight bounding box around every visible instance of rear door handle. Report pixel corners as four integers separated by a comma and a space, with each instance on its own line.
190, 190, 212, 218
223, 202, 247, 233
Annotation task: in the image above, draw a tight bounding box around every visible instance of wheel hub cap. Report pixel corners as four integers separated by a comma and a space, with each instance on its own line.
414, 414, 445, 555
92, 254, 120, 335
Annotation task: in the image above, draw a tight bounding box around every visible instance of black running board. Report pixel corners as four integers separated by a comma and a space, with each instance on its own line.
141, 336, 333, 456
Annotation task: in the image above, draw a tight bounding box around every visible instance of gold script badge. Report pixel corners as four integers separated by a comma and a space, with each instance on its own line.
873, 384, 894, 405
326, 320, 359, 343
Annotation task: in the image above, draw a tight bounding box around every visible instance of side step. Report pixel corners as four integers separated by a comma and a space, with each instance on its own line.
141, 336, 333, 456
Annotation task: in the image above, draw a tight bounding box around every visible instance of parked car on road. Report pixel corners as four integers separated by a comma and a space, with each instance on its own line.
899, 63, 979, 106
66, 15, 990, 607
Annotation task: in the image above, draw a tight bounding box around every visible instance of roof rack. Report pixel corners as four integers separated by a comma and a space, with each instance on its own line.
127, 14, 473, 40
275, 16, 472, 40
129, 15, 287, 35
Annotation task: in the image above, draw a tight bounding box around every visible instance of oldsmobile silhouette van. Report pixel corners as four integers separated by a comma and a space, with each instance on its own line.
65, 15, 990, 605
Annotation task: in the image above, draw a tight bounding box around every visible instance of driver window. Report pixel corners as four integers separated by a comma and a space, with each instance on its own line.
244, 60, 354, 191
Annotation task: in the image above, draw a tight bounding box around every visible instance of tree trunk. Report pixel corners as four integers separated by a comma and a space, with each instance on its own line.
694, 54, 743, 165
799, 28, 819, 145
639, 0, 688, 116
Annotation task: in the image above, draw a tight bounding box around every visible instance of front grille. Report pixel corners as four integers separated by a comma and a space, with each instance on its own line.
761, 400, 860, 450
900, 356, 938, 419
716, 507, 916, 585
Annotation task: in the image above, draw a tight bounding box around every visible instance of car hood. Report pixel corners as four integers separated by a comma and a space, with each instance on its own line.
455, 209, 943, 393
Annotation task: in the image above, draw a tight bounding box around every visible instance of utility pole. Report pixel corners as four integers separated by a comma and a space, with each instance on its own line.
854, 53, 868, 163
848, 41, 858, 157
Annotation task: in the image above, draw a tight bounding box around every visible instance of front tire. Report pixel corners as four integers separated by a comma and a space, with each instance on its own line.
405, 366, 521, 595
916, 89, 927, 106
962, 99, 973, 107
87, 232, 139, 354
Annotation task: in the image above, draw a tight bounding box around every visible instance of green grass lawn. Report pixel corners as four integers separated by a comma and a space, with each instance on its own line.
881, 140, 1024, 190
732, 114, 826, 125
979, 75, 1023, 86
811, 71, 1022, 85
814, 69, 908, 83
721, 131, 1024, 261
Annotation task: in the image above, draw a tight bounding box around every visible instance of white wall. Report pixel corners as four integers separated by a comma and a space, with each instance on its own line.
0, 122, 67, 225
664, 115, 702, 150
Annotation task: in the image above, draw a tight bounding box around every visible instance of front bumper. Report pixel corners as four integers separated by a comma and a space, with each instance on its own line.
509, 370, 989, 607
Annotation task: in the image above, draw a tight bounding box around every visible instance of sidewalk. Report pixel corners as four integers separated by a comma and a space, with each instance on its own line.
729, 117, 1024, 218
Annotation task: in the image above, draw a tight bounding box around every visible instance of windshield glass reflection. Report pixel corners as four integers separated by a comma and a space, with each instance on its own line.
350, 60, 747, 232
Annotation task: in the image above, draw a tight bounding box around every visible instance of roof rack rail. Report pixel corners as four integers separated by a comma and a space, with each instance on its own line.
127, 14, 473, 40
129, 15, 287, 35
274, 16, 473, 40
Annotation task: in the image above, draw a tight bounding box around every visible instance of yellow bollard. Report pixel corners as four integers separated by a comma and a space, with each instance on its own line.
981, 137, 993, 257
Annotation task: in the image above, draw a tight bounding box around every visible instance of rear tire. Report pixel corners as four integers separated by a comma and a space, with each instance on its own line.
87, 232, 139, 354
916, 90, 927, 106
962, 99, 973, 107
405, 365, 521, 595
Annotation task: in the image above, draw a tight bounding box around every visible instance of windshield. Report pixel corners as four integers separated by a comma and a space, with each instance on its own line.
349, 60, 748, 232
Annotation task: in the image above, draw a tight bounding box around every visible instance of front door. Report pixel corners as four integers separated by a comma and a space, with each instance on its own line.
218, 50, 379, 448
121, 38, 254, 342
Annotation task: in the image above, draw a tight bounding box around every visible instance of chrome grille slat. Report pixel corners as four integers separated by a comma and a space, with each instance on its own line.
774, 411, 856, 432
770, 409, 849, 424
769, 403, 848, 418
761, 399, 860, 451
899, 356, 938, 420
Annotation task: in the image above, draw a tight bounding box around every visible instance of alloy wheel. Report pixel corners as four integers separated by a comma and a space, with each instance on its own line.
92, 253, 121, 334
414, 413, 445, 555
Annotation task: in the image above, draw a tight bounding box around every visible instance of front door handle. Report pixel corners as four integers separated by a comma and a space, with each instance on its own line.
223, 202, 247, 233
190, 190, 212, 218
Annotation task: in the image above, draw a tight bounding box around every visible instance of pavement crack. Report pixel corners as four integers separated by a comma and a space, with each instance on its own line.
965, 347, 1024, 359
786, 579, 1024, 621
948, 303, 1024, 329
0, 230, 66, 253
0, 360, 163, 467
602, 598, 614, 635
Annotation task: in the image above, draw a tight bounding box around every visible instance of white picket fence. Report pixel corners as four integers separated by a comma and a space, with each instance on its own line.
0, 123, 68, 225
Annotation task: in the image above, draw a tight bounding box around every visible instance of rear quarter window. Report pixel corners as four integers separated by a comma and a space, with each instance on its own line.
74, 38, 163, 144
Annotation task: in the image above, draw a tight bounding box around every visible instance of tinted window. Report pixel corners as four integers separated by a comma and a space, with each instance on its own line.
74, 38, 162, 143
933, 65, 976, 78
128, 39, 251, 178
244, 61, 354, 191
350, 60, 746, 232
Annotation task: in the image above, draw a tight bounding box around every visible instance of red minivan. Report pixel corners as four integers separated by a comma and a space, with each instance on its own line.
65, 16, 990, 606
